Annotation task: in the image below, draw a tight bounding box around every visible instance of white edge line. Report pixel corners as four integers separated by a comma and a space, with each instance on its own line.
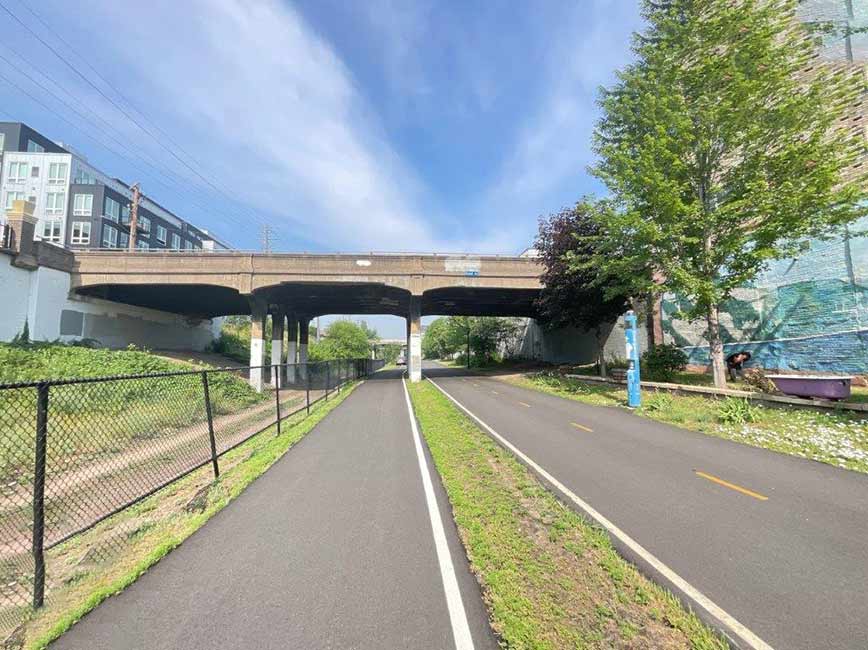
402, 378, 475, 650
426, 376, 774, 650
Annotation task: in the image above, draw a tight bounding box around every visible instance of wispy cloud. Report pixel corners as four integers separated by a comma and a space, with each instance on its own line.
36, 0, 446, 251
479, 1, 642, 228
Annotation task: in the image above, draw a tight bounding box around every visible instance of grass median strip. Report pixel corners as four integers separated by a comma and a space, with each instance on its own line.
407, 380, 725, 650
20, 382, 360, 650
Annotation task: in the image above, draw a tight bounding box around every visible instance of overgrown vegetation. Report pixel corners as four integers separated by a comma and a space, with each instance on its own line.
422, 316, 521, 366
408, 380, 726, 650
506, 372, 868, 474
0, 342, 265, 477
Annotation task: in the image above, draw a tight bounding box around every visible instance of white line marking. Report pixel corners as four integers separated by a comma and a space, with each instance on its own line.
426, 377, 773, 650
402, 379, 475, 650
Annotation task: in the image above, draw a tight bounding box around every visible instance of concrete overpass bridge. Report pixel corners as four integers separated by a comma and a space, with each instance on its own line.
69, 251, 544, 384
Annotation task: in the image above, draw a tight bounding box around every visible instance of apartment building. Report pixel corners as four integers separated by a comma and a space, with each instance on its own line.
0, 122, 230, 251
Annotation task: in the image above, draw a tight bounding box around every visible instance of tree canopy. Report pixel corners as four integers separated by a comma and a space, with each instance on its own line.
535, 200, 632, 376
591, 0, 867, 386
309, 320, 373, 361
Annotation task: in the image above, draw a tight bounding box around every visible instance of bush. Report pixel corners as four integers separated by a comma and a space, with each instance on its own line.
641, 344, 687, 382
717, 398, 760, 425
643, 392, 674, 413
741, 368, 777, 393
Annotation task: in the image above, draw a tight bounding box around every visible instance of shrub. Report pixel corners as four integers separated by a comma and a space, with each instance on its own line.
741, 368, 777, 394
643, 392, 674, 413
717, 398, 760, 425
641, 344, 687, 382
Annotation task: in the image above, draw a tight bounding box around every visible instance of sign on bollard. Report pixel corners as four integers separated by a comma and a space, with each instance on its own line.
624, 310, 641, 408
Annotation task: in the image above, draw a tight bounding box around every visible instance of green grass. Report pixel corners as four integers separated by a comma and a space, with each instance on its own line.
408, 380, 725, 650
23, 382, 360, 650
508, 372, 868, 474
0, 343, 265, 479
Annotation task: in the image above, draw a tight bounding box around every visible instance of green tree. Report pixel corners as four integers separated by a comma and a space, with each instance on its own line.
422, 317, 454, 359
309, 320, 371, 360
536, 200, 632, 377
592, 0, 867, 387
432, 316, 521, 367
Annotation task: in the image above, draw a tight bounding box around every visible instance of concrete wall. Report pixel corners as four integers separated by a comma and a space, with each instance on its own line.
1, 252, 220, 350
514, 315, 648, 366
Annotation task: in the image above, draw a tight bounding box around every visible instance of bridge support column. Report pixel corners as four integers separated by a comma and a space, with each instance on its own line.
248, 297, 267, 392
408, 296, 422, 382
286, 315, 298, 385
270, 307, 285, 388
298, 316, 310, 383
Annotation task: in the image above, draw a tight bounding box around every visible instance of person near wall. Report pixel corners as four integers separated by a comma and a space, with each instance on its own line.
725, 351, 752, 382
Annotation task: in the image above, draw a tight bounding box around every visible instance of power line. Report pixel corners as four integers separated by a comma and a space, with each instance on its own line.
0, 43, 259, 235
260, 225, 278, 253
0, 0, 277, 235
0, 70, 242, 239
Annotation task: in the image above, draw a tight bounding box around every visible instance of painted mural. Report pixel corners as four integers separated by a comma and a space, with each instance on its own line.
662, 217, 868, 374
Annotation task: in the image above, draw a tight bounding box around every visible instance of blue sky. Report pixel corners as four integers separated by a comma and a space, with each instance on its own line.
0, 0, 643, 335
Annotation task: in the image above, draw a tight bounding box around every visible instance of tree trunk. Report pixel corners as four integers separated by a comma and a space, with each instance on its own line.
706, 305, 727, 388
595, 328, 607, 378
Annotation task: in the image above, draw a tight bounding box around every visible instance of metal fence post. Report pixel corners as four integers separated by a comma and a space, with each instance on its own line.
326, 363, 330, 400
274, 365, 282, 436
32, 382, 48, 609
201, 372, 220, 479
306, 364, 311, 415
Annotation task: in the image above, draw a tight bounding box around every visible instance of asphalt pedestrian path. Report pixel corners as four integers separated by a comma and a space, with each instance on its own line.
52, 369, 496, 650
425, 363, 868, 650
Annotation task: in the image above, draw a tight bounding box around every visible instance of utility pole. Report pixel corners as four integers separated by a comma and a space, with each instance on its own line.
260, 225, 276, 253
128, 183, 141, 251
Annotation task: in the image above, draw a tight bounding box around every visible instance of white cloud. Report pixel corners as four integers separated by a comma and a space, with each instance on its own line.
481, 1, 642, 218
43, 0, 444, 251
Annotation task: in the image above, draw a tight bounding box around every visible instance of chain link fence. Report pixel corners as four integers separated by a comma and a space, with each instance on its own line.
0, 358, 384, 634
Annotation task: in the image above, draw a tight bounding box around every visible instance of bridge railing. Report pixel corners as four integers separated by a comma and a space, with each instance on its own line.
0, 357, 384, 633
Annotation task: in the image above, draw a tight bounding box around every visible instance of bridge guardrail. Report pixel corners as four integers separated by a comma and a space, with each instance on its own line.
0, 357, 385, 633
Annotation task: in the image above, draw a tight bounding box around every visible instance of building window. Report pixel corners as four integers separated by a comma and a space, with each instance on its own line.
155, 224, 167, 244
104, 196, 120, 222
101, 224, 118, 248
136, 240, 150, 250
41, 220, 62, 244
26, 140, 45, 153
73, 194, 93, 216
138, 215, 151, 232
0, 133, 5, 151
4, 191, 25, 210
70, 221, 91, 245
119, 232, 129, 249
183, 239, 193, 250
48, 163, 68, 184
170, 232, 181, 250
31, 166, 40, 178
8, 162, 28, 183
45, 192, 65, 215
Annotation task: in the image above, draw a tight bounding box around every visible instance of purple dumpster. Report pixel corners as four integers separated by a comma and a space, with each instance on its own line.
766, 375, 853, 400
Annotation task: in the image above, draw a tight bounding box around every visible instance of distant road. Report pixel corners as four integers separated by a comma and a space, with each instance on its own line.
424, 362, 868, 650
53, 369, 496, 650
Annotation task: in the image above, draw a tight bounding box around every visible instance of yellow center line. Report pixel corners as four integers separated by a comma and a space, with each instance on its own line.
518, 401, 531, 408
571, 422, 593, 433
491, 390, 500, 395
472, 383, 481, 388
694, 470, 768, 501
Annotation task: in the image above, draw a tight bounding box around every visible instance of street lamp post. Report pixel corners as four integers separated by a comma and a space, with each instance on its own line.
625, 310, 641, 408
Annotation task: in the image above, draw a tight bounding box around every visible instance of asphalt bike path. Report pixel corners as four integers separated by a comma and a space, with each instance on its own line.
425, 363, 868, 650
52, 369, 497, 650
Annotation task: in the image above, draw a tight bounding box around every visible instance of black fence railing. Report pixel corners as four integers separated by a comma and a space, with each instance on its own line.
0, 358, 384, 632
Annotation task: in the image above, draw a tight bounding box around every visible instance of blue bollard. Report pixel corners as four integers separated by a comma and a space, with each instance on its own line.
625, 310, 641, 408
